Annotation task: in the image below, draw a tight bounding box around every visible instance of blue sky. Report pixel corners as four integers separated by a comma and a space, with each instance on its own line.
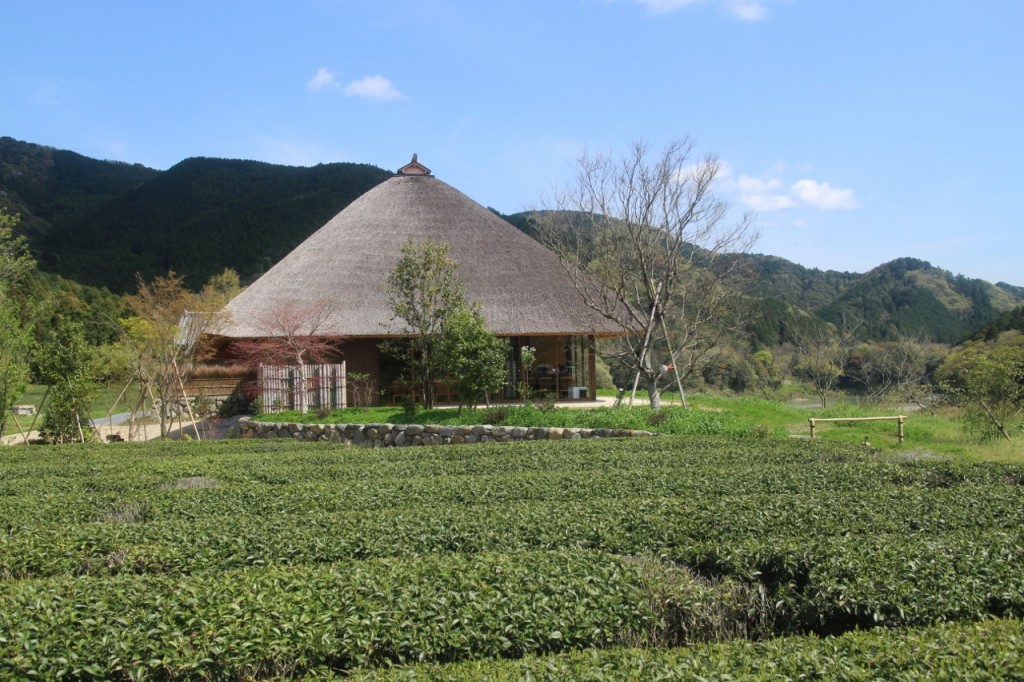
4, 0, 1022, 285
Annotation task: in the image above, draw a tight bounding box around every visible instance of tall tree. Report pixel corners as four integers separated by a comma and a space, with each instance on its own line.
0, 293, 32, 436
0, 208, 34, 284
0, 209, 35, 435
35, 319, 96, 443
384, 239, 468, 409
123, 271, 236, 438
536, 138, 756, 409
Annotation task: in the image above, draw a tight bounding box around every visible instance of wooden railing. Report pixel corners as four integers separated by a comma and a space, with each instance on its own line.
809, 415, 907, 444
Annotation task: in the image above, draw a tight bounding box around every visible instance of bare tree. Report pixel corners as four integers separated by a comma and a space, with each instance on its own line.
233, 298, 340, 414
124, 272, 235, 438
845, 337, 939, 404
791, 317, 862, 409
536, 138, 756, 409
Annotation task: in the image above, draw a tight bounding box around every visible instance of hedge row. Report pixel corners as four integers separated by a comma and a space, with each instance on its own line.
349, 617, 1024, 681
0, 551, 648, 679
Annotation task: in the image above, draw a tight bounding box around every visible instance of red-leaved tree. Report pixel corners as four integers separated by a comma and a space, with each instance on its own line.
233, 299, 341, 414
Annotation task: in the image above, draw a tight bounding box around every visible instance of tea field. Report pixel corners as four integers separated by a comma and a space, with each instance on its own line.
1, 437, 1022, 679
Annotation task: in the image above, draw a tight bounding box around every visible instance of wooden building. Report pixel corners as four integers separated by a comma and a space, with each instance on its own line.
200, 155, 620, 408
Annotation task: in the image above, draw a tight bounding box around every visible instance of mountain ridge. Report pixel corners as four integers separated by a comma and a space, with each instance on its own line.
2, 136, 1020, 344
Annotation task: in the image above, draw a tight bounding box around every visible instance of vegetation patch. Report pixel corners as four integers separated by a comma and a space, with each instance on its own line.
1, 437, 1022, 677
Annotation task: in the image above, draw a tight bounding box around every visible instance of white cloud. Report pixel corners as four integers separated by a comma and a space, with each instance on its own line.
791, 179, 858, 210
737, 174, 782, 193
735, 174, 794, 210
725, 0, 766, 21
634, 0, 705, 16
742, 191, 796, 211
673, 158, 729, 185
632, 0, 769, 21
730, 170, 857, 212
306, 67, 339, 92
343, 75, 406, 102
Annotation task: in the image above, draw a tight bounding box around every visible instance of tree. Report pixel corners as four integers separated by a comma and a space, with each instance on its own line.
384, 239, 468, 409
938, 333, 1024, 440
0, 209, 35, 436
0, 208, 34, 284
35, 319, 97, 443
233, 298, 340, 414
123, 271, 235, 438
0, 290, 33, 436
791, 317, 861, 408
436, 305, 508, 410
536, 138, 756, 409
844, 337, 941, 404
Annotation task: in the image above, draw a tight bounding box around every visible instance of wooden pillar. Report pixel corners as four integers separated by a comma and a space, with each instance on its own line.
588, 335, 597, 401
809, 418, 816, 439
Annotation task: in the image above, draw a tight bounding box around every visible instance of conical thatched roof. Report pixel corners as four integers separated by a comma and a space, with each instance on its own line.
219, 157, 620, 339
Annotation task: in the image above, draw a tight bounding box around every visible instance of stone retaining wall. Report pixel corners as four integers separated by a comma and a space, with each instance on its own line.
237, 418, 658, 446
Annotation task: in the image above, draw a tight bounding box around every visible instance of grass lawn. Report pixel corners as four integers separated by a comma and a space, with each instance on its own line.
3, 383, 143, 438
255, 392, 1024, 464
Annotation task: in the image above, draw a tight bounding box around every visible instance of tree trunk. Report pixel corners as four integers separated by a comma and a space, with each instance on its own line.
646, 374, 661, 411
159, 401, 169, 439
297, 360, 307, 415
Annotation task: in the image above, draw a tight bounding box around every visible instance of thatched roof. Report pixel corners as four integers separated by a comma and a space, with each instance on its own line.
219, 157, 621, 338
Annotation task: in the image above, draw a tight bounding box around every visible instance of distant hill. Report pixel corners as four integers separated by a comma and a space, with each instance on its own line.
3, 137, 1021, 344
2, 137, 392, 291
815, 257, 1020, 344
964, 303, 1024, 343
0, 136, 158, 241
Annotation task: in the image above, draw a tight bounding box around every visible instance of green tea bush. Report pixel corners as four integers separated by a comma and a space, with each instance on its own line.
350, 617, 1024, 681
2, 438, 1023, 677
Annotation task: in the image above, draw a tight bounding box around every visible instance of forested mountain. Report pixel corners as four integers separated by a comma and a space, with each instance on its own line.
2, 137, 392, 291
3, 137, 1021, 345
0, 136, 158, 241
964, 304, 1024, 343
816, 258, 1021, 344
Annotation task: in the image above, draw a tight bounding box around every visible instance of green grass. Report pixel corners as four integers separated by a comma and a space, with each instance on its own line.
255, 392, 1024, 464
3, 383, 144, 438
257, 402, 775, 439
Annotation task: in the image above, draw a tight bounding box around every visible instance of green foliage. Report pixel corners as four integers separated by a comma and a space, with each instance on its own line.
1, 437, 1023, 678
0, 288, 33, 434
256, 403, 759, 437
43, 157, 391, 292
818, 258, 1018, 344
384, 239, 469, 409
940, 338, 1024, 440
351, 618, 1024, 680
967, 303, 1024, 343
0, 206, 34, 284
34, 318, 97, 443
436, 305, 508, 409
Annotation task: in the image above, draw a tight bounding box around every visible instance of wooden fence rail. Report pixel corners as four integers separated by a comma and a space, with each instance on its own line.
809, 415, 907, 444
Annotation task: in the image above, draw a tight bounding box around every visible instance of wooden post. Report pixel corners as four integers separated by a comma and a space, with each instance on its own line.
9, 410, 30, 445
898, 416, 905, 445
809, 418, 816, 439
588, 335, 597, 401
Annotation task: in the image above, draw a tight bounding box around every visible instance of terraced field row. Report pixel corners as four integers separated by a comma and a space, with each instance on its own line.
1, 437, 1022, 678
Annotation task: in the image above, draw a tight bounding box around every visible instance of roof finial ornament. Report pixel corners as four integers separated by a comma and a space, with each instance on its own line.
398, 153, 431, 176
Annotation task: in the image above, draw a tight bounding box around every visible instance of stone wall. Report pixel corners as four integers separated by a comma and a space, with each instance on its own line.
237, 418, 658, 447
